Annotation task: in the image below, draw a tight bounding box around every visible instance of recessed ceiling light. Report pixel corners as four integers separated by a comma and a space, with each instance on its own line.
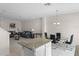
44, 3, 51, 6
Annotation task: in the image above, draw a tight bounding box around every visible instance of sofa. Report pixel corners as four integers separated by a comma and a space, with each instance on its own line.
19, 31, 33, 38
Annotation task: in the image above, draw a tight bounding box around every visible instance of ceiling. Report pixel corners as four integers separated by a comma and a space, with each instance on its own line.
0, 3, 79, 20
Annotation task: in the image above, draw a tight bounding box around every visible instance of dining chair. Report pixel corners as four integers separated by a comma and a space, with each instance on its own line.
65, 34, 74, 44
56, 33, 61, 41
44, 32, 48, 39
50, 34, 58, 44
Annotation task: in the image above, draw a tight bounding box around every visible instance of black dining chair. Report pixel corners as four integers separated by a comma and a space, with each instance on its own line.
65, 34, 74, 44
44, 32, 48, 39
50, 34, 58, 44
56, 33, 61, 41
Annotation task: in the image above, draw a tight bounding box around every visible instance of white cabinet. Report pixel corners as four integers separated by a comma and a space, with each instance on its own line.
35, 41, 51, 56
23, 41, 51, 56
46, 42, 51, 56
35, 45, 45, 56
23, 47, 34, 56
0, 27, 9, 56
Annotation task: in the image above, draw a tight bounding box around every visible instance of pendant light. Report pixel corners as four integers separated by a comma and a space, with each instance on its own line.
53, 10, 60, 25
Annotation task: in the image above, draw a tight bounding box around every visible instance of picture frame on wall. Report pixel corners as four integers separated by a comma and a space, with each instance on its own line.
10, 23, 16, 28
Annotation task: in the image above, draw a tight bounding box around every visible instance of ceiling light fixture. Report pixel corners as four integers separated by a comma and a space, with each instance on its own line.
57, 22, 60, 24
53, 10, 61, 25
44, 3, 51, 6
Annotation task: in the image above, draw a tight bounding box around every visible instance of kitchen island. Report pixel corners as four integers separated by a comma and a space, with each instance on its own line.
18, 38, 52, 56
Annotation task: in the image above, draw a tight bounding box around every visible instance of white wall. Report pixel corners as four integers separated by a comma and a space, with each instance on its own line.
22, 18, 42, 33
0, 19, 22, 32
0, 27, 9, 55
46, 12, 79, 45
0, 18, 42, 33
